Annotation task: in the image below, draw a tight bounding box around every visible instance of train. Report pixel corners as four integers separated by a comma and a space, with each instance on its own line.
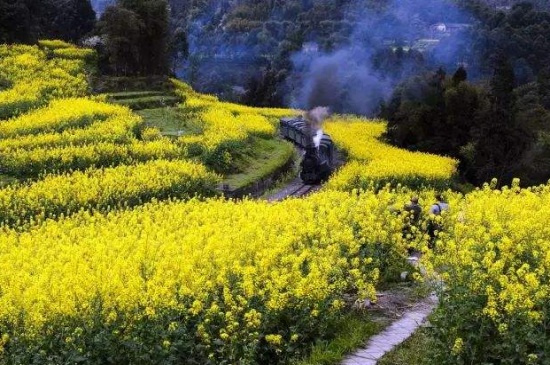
280, 116, 335, 184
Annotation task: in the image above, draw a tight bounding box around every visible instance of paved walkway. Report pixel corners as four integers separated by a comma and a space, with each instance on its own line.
342, 294, 437, 365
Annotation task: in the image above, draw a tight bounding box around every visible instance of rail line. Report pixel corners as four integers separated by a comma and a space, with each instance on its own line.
267, 180, 321, 202
288, 183, 316, 198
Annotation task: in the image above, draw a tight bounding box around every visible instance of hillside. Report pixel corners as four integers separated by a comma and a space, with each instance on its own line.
4, 1, 550, 362
2, 38, 550, 364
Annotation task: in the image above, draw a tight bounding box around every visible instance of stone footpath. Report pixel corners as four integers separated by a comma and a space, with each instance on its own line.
342, 294, 437, 365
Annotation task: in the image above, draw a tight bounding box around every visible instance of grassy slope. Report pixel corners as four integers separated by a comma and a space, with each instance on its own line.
110, 95, 181, 110
293, 313, 385, 365
378, 328, 432, 365
294, 283, 431, 365
137, 107, 202, 136
0, 174, 18, 188
106, 91, 166, 100
139, 106, 296, 190
223, 138, 295, 190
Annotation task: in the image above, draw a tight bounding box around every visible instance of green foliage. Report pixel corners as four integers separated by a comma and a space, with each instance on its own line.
0, 0, 96, 44
109, 95, 182, 110
92, 76, 173, 93
223, 138, 295, 190
384, 60, 550, 186
136, 107, 203, 136
98, 0, 170, 76
203, 139, 249, 174
294, 314, 383, 365
378, 328, 432, 365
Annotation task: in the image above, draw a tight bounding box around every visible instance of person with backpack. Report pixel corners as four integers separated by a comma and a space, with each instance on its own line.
430, 194, 449, 215
428, 194, 449, 248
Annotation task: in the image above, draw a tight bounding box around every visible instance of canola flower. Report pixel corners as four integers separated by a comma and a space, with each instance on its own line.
173, 79, 296, 119
0, 139, 185, 178
427, 179, 550, 364
325, 117, 458, 190
3, 40, 548, 365
0, 116, 140, 152
0, 188, 413, 364
38, 39, 96, 62
0, 44, 89, 119
0, 159, 220, 227
172, 80, 297, 172
0, 99, 142, 154
0, 95, 182, 179
37, 40, 74, 49
0, 98, 132, 138
177, 98, 277, 150
51, 48, 96, 62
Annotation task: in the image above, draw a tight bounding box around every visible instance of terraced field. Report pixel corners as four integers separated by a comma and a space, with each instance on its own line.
1, 41, 549, 365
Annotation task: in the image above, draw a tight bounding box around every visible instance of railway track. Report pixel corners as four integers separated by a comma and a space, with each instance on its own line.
267, 180, 321, 202
265, 144, 346, 202
288, 183, 316, 197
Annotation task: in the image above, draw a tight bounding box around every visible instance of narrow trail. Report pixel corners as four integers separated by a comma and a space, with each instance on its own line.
342, 253, 438, 365
343, 294, 438, 365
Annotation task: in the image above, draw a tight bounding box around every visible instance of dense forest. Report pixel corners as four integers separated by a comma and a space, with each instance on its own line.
2, 0, 550, 184
0, 0, 96, 43
383, 2, 550, 185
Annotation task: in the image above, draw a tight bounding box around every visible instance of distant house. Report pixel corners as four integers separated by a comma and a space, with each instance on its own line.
430, 22, 473, 38
431, 23, 448, 33
412, 39, 440, 52
495, 6, 512, 11
302, 42, 319, 54
446, 23, 474, 32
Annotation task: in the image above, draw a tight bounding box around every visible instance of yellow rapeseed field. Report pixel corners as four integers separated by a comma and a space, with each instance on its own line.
0, 159, 220, 227
0, 189, 412, 363
172, 80, 299, 172
1, 41, 549, 365
325, 117, 458, 190
0, 44, 88, 119
0, 44, 218, 225
426, 179, 550, 364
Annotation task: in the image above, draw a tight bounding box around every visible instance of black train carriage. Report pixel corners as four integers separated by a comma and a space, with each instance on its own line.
280, 117, 335, 184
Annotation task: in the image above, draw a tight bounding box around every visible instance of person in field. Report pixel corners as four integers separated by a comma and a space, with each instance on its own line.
404, 196, 422, 224
401, 196, 422, 257
428, 193, 449, 248
430, 193, 449, 215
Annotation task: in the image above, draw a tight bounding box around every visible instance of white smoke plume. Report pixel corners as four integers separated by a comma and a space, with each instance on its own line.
313, 129, 324, 148
304, 106, 330, 148
305, 106, 330, 130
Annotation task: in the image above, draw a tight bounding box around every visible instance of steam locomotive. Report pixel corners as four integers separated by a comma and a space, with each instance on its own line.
280, 117, 335, 184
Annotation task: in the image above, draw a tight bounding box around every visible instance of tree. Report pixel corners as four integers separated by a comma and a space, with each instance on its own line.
469, 54, 536, 184
242, 67, 284, 107
452, 66, 468, 85
42, 0, 96, 42
169, 27, 189, 74
99, 5, 142, 75
0, 0, 96, 44
67, 0, 97, 41
0, 0, 38, 43
99, 0, 169, 75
